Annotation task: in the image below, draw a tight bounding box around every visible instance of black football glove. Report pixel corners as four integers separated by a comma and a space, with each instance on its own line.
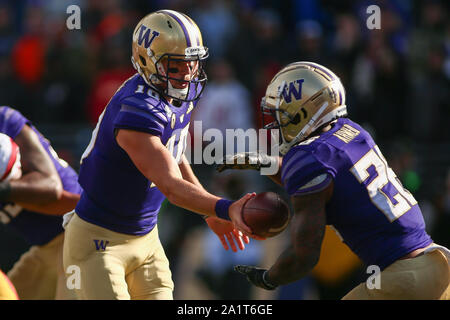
234, 265, 278, 290
216, 152, 274, 173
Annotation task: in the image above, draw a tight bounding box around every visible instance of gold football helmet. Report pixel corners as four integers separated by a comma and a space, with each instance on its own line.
261, 62, 347, 155
131, 10, 208, 102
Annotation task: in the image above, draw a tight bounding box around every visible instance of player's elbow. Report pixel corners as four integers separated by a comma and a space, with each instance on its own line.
156, 179, 181, 205
164, 187, 185, 207
164, 190, 178, 206
47, 175, 64, 201
34, 177, 63, 205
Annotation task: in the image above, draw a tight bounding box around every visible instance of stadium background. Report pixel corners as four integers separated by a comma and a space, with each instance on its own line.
0, 0, 448, 300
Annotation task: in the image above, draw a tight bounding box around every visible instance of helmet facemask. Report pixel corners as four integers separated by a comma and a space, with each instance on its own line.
150, 51, 208, 103
261, 79, 289, 125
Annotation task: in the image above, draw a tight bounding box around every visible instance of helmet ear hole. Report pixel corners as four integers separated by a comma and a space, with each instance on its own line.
291, 113, 301, 125
139, 55, 147, 66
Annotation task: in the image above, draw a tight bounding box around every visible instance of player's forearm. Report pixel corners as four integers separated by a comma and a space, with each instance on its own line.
178, 155, 204, 189
16, 190, 80, 215
266, 193, 326, 286
162, 177, 220, 217
0, 172, 63, 204
266, 245, 320, 285
7, 124, 64, 203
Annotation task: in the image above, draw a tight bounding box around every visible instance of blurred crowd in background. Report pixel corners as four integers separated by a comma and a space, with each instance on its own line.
0, 0, 449, 300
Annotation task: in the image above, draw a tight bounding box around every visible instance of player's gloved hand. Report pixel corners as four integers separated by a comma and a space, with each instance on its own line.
234, 265, 278, 290
216, 152, 274, 172
204, 216, 250, 252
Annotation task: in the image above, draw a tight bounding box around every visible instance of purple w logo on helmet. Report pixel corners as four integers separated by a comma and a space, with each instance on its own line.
137, 25, 160, 49
282, 79, 305, 103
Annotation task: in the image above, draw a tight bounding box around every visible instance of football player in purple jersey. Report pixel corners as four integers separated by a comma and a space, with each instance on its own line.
218, 62, 450, 299
0, 106, 82, 299
63, 10, 258, 300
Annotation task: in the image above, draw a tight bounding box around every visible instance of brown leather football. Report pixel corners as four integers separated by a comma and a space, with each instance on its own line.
242, 192, 290, 238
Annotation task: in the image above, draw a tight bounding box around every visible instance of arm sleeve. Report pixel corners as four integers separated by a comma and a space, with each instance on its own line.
0, 107, 29, 139
281, 148, 335, 196
113, 96, 168, 137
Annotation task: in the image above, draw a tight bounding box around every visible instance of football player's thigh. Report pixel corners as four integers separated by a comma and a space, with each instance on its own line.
378, 250, 450, 300
54, 234, 77, 300
341, 281, 370, 300
126, 227, 174, 300
7, 245, 57, 300
343, 251, 450, 300
75, 253, 130, 300
417, 250, 450, 300
342, 266, 421, 300
63, 214, 130, 300
441, 282, 450, 300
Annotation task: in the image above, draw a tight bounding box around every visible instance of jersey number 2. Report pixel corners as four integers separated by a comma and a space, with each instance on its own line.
350, 145, 417, 222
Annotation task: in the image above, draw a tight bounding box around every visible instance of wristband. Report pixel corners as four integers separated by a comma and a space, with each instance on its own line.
215, 199, 233, 221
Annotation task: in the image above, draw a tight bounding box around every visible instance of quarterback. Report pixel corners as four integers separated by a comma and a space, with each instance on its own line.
0, 106, 82, 299
219, 62, 450, 299
63, 10, 255, 300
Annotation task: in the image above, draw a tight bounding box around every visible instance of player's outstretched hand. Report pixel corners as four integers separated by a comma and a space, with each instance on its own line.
205, 216, 249, 252
216, 152, 273, 173
234, 265, 277, 290
229, 193, 266, 241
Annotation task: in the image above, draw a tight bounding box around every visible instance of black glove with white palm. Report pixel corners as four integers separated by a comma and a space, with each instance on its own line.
216, 152, 275, 173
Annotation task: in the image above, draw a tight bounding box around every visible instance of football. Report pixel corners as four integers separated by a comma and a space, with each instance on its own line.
242, 192, 290, 238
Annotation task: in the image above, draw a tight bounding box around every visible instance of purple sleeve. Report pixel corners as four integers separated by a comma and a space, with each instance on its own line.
113, 96, 168, 137
281, 147, 335, 196
0, 107, 29, 139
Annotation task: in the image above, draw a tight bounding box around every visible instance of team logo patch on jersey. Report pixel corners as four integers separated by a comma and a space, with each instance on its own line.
93, 239, 109, 251
333, 124, 360, 143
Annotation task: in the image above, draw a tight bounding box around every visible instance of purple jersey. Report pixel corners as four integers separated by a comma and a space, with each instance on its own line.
281, 118, 432, 270
0, 106, 82, 246
76, 74, 196, 235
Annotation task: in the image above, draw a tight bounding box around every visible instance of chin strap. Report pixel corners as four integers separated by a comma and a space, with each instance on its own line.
167, 80, 189, 100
